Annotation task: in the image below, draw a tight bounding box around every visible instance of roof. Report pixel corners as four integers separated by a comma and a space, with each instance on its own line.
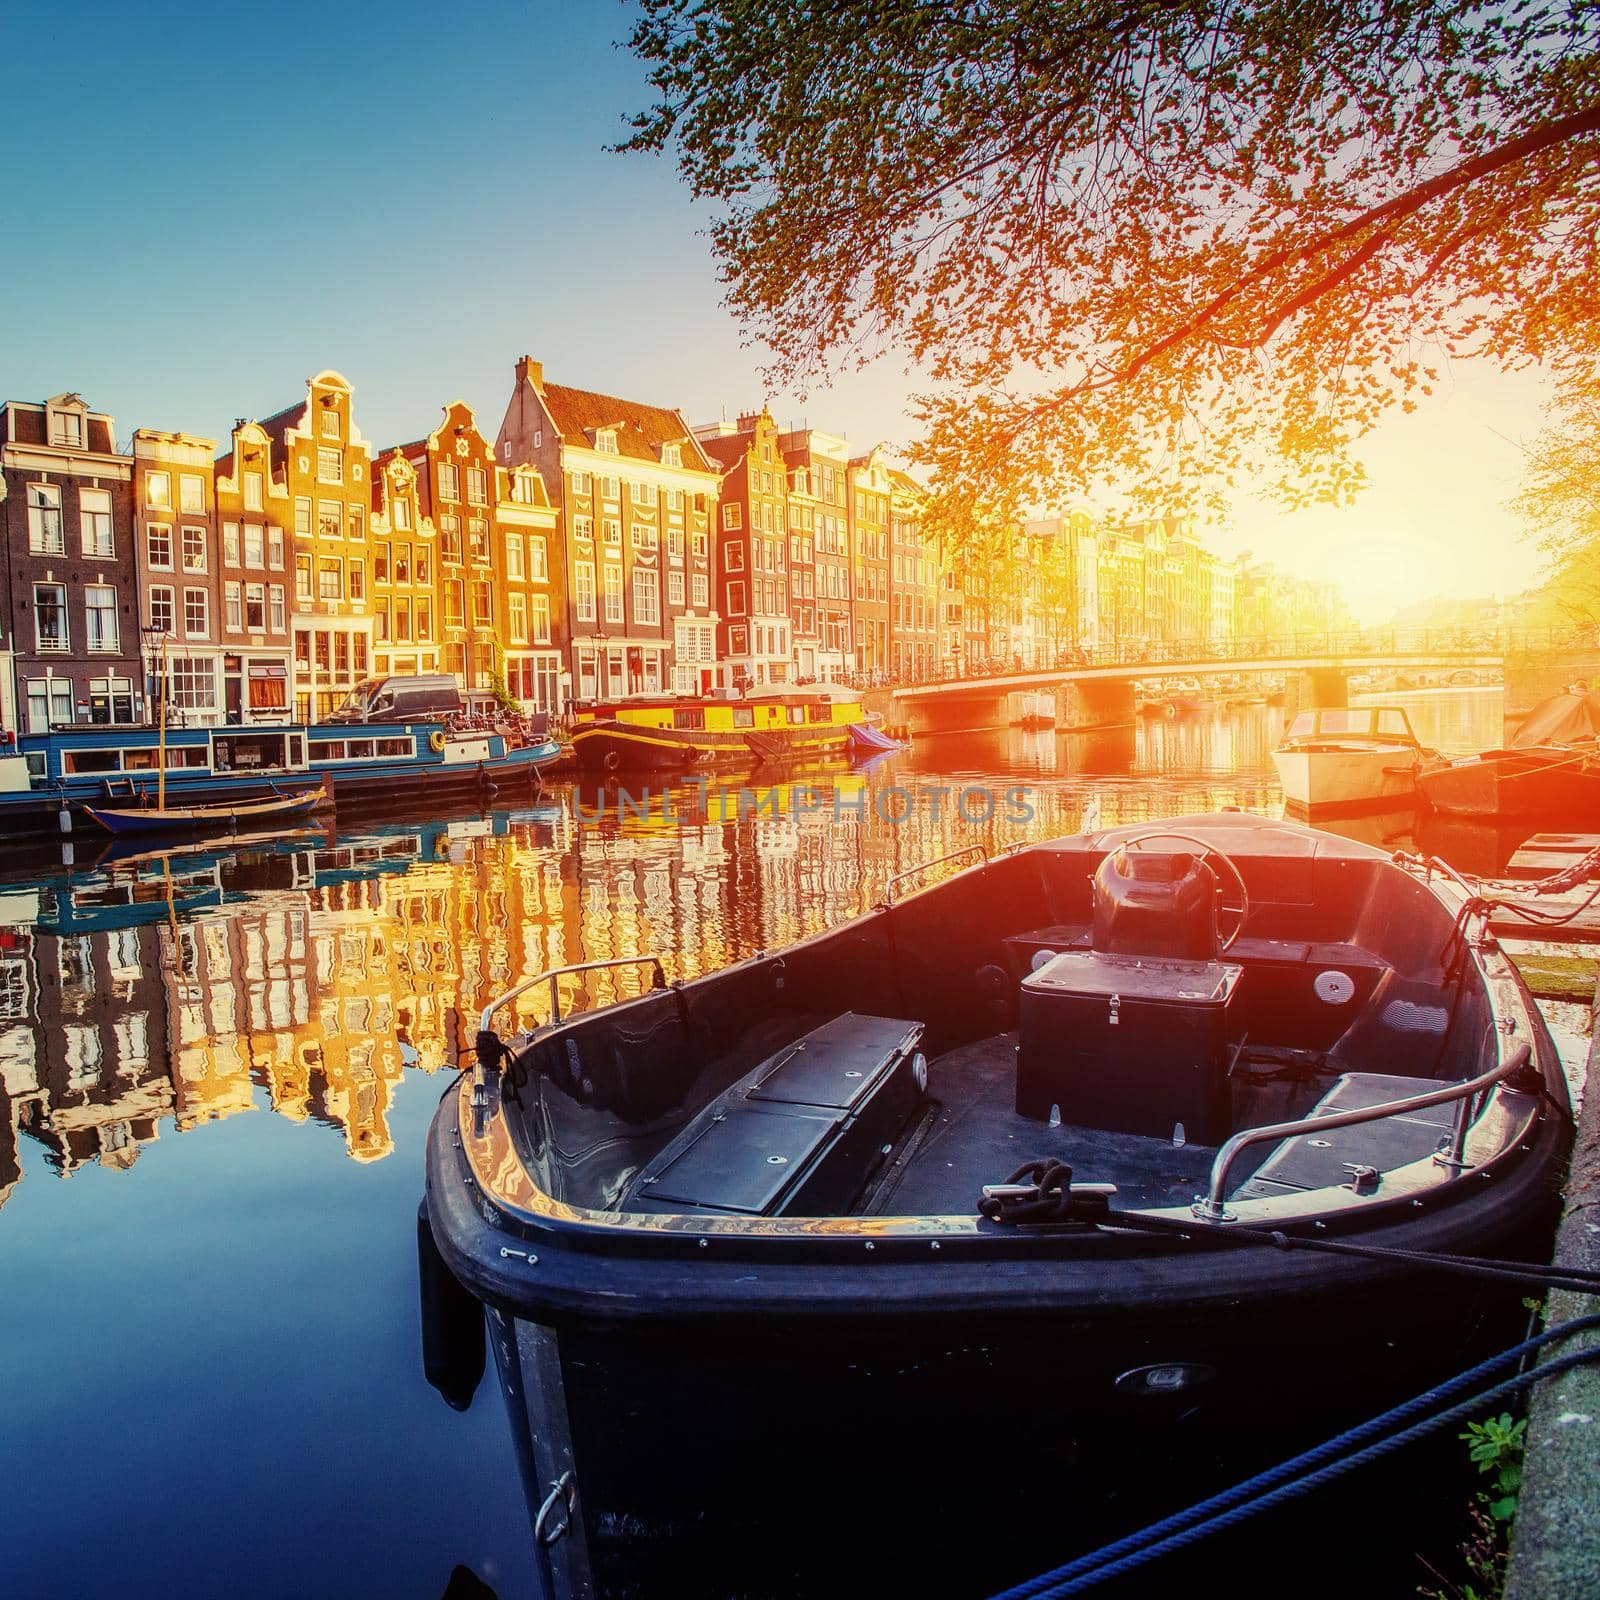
538, 381, 715, 473
1512, 689, 1600, 749
698, 431, 752, 472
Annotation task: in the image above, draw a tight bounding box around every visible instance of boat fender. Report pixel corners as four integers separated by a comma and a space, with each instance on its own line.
429, 731, 448, 753
417, 1200, 486, 1412
602, 750, 621, 773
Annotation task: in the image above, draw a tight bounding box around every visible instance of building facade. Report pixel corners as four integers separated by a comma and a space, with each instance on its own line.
779, 426, 852, 683
1, 394, 140, 733
497, 357, 720, 701
369, 449, 440, 682
847, 449, 892, 677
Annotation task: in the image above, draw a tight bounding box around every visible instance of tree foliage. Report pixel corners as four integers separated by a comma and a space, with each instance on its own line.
1508, 371, 1600, 624
621, 1, 1600, 535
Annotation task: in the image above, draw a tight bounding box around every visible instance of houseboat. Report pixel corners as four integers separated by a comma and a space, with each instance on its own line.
567, 687, 868, 773
419, 812, 1573, 1596
3, 718, 562, 838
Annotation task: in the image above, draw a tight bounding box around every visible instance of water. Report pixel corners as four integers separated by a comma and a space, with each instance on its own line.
0, 692, 1526, 1597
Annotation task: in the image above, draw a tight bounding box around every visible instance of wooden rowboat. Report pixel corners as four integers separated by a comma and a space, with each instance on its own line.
82, 785, 330, 838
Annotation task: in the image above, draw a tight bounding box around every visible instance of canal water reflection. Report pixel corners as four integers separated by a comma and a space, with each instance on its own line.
0, 691, 1519, 1597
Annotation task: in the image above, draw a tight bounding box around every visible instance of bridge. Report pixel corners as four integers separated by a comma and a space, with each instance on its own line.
888, 628, 1594, 736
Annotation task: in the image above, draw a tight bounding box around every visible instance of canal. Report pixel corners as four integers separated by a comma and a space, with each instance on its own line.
0, 690, 1523, 1597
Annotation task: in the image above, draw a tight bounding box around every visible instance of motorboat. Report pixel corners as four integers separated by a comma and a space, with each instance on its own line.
1418, 687, 1600, 820
1272, 705, 1438, 813
419, 812, 1572, 1595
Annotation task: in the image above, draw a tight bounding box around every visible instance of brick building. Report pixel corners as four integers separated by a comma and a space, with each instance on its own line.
888, 469, 940, 681
241, 371, 375, 721
212, 420, 295, 723
847, 447, 892, 677
494, 460, 564, 714
369, 449, 440, 681
0, 394, 140, 733
497, 358, 720, 700
779, 425, 853, 684
696, 409, 793, 689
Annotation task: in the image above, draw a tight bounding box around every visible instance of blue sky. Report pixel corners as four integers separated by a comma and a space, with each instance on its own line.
7, 0, 1548, 618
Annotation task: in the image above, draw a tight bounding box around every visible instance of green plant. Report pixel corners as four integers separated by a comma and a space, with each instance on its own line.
1462, 1412, 1526, 1523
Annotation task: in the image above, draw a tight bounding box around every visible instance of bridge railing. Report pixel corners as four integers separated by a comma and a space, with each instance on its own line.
873, 624, 1594, 692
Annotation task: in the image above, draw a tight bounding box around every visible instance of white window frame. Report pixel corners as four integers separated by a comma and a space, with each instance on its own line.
34, 582, 69, 651
28, 484, 64, 555
184, 587, 210, 638
79, 487, 114, 557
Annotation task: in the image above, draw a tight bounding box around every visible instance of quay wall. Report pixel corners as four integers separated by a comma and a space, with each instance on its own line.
1505, 975, 1600, 1600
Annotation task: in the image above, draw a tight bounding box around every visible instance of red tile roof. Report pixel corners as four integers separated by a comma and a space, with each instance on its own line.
538, 381, 715, 473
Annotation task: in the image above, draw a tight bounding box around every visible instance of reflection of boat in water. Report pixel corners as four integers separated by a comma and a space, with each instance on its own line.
568, 688, 866, 772
421, 812, 1569, 1596
1272, 706, 1438, 813
1010, 691, 1057, 730
1418, 688, 1600, 820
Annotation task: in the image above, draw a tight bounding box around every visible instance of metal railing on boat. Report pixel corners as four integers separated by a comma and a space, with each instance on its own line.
881, 843, 990, 906
1191, 1041, 1535, 1223
479, 954, 668, 1034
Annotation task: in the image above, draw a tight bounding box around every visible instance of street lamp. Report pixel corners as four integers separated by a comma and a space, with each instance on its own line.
140, 623, 170, 728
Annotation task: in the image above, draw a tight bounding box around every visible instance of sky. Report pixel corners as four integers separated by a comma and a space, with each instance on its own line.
5, 0, 1555, 624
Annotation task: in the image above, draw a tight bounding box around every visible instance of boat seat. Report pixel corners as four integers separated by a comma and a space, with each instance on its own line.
1230, 1072, 1453, 1201
623, 1013, 925, 1218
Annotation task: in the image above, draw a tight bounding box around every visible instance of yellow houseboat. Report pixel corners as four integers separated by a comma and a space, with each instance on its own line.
569, 688, 869, 773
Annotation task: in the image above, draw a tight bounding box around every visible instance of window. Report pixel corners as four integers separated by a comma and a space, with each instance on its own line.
34, 584, 69, 651
575, 562, 596, 623
184, 587, 210, 636
633, 568, 659, 625
528, 536, 548, 581
317, 501, 341, 539
267, 526, 284, 568
466, 466, 488, 504
663, 444, 682, 468
596, 429, 618, 455
723, 501, 744, 531
170, 658, 217, 711
505, 536, 524, 580
244, 472, 263, 511
444, 582, 465, 628
181, 525, 206, 572
394, 598, 412, 643
727, 580, 746, 615
146, 471, 172, 510
51, 409, 84, 448
142, 524, 172, 572
599, 474, 620, 502
321, 406, 340, 439
439, 514, 462, 563
438, 461, 460, 501
602, 517, 621, 547
730, 624, 748, 655
81, 585, 118, 651
692, 530, 708, 557
692, 572, 709, 607
668, 528, 684, 561
668, 571, 685, 607
725, 541, 745, 572
226, 582, 243, 630
632, 481, 657, 508
509, 593, 528, 643
150, 586, 176, 633
346, 504, 364, 542
631, 523, 657, 550
317, 448, 342, 484
416, 596, 432, 638
178, 475, 204, 514
469, 518, 488, 561
318, 559, 343, 601
295, 553, 313, 601
603, 566, 624, 623
244, 524, 264, 567
473, 582, 493, 626
531, 594, 550, 641
222, 522, 241, 565
393, 494, 411, 530
269, 585, 285, 631
374, 599, 390, 643
570, 470, 591, 496
234, 583, 262, 632
294, 497, 311, 536
393, 544, 411, 586
28, 484, 64, 554
572, 515, 593, 542
74, 486, 114, 556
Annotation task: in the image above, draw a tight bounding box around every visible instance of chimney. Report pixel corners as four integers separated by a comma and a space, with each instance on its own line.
515, 355, 544, 392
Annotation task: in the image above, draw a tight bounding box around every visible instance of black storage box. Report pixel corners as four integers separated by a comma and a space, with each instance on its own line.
627, 1012, 925, 1217
1016, 951, 1240, 1144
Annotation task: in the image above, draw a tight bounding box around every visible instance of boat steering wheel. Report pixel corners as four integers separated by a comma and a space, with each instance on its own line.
1117, 830, 1250, 952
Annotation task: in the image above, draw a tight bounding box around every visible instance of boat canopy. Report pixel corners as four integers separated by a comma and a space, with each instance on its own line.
1282, 706, 1419, 743
1511, 688, 1600, 748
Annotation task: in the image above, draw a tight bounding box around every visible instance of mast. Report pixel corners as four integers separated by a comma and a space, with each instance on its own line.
157, 636, 168, 811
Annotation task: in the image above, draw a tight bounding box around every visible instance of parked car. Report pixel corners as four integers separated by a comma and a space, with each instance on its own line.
327, 674, 463, 724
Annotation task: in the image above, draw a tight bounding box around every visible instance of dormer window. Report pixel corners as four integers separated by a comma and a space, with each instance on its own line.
662, 443, 682, 468
597, 429, 619, 455
50, 409, 84, 448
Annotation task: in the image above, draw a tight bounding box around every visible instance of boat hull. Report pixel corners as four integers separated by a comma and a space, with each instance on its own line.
1418, 745, 1600, 819
1272, 745, 1421, 812
82, 786, 327, 837
569, 720, 850, 773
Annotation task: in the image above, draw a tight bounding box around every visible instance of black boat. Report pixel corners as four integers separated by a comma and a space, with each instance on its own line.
420, 812, 1572, 1597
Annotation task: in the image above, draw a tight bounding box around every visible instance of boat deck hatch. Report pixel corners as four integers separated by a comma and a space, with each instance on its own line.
625, 1013, 925, 1218
1231, 1072, 1453, 1199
